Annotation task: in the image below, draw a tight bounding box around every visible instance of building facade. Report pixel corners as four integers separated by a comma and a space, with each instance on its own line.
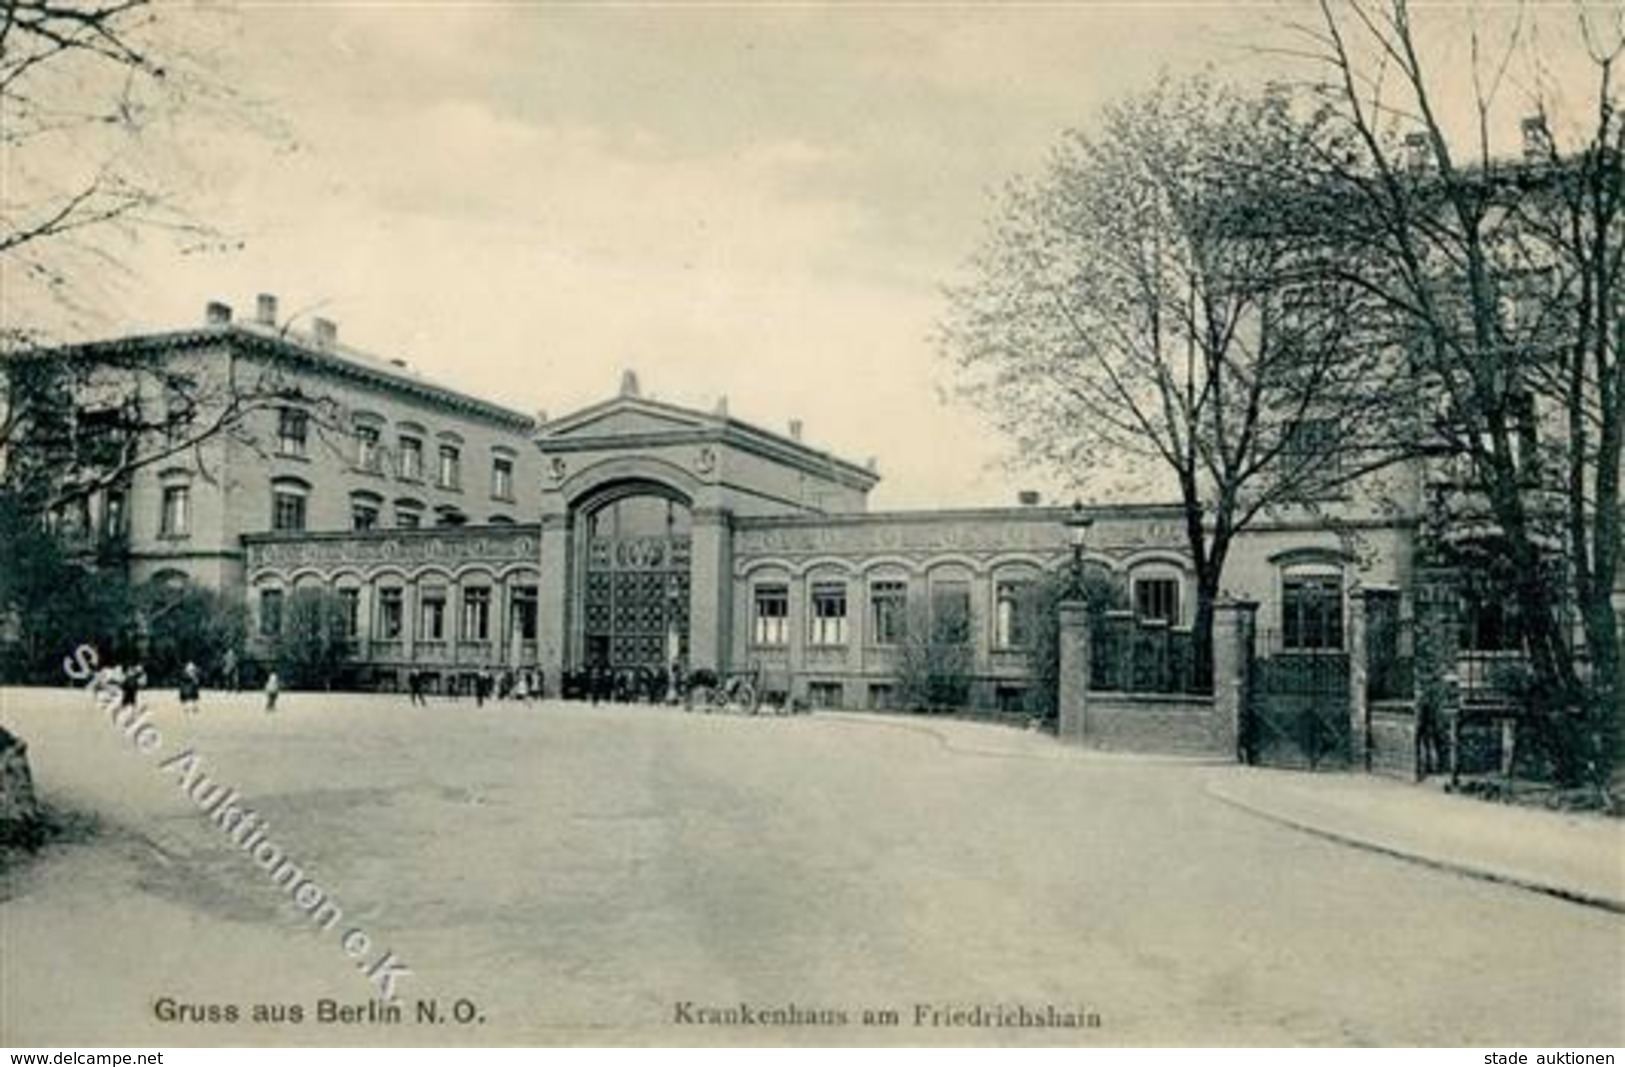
20, 296, 1426, 705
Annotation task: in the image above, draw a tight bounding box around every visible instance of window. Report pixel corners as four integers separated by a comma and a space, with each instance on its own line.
395, 501, 423, 529
355, 425, 381, 473
259, 589, 283, 637
753, 584, 789, 645
352, 500, 379, 531
51, 496, 90, 538
398, 436, 423, 480
511, 585, 538, 641
1282, 571, 1344, 650
808, 681, 844, 709
930, 581, 972, 644
461, 586, 491, 641
103, 489, 127, 539
1134, 577, 1181, 624
338, 588, 360, 639
277, 408, 308, 457
437, 444, 461, 490
419, 588, 447, 641
162, 379, 195, 444
377, 587, 403, 640
491, 456, 514, 500
996, 685, 1029, 714
870, 580, 907, 645
1284, 418, 1342, 483
994, 579, 1034, 649
272, 486, 307, 533
434, 507, 466, 528
867, 683, 896, 710
809, 582, 847, 645
159, 485, 190, 538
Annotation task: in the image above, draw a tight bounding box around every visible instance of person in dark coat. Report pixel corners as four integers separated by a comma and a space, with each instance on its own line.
120, 663, 145, 711
179, 661, 201, 714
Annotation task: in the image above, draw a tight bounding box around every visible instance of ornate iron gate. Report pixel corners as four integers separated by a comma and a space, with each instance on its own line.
581, 496, 691, 672
1245, 631, 1352, 770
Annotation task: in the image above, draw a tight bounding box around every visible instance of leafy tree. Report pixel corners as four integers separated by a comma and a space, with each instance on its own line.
1287, 0, 1623, 790
0, 490, 134, 682
895, 597, 974, 713
135, 579, 246, 687
273, 588, 352, 691
943, 76, 1407, 685
1026, 566, 1130, 723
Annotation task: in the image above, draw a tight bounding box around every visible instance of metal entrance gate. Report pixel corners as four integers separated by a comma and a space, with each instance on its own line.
1245, 632, 1351, 770
580, 494, 691, 672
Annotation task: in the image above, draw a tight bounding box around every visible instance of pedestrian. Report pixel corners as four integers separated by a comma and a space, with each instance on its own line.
514, 671, 529, 704
474, 671, 487, 708
120, 663, 145, 712
221, 648, 239, 693
264, 670, 280, 713
408, 669, 426, 707
179, 661, 201, 714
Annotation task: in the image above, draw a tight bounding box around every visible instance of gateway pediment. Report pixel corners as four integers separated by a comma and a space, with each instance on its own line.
537, 399, 711, 444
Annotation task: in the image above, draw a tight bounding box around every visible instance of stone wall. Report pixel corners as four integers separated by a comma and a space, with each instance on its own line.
1369, 705, 1420, 779
1079, 695, 1226, 757
0, 726, 41, 847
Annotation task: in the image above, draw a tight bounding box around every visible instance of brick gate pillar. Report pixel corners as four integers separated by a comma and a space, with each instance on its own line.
1213, 598, 1258, 762
1057, 599, 1092, 744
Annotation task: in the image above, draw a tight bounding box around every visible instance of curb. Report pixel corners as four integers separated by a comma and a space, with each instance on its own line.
1206, 779, 1625, 915
816, 711, 1233, 765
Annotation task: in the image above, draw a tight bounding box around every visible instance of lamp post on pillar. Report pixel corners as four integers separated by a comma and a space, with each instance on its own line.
1058, 501, 1095, 743
1066, 500, 1094, 598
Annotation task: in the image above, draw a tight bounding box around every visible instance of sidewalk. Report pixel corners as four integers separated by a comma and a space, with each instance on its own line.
1207, 766, 1625, 912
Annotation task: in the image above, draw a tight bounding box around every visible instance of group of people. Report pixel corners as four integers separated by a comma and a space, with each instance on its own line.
405, 668, 542, 707
563, 663, 684, 706
89, 658, 280, 713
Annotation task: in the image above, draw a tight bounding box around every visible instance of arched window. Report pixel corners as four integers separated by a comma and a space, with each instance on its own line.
350, 490, 383, 531
271, 477, 310, 533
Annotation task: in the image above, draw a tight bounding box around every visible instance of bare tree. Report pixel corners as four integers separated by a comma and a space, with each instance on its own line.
1285, 0, 1622, 789
942, 77, 1410, 681
0, 2, 338, 522
0, 0, 242, 341
0, 339, 345, 520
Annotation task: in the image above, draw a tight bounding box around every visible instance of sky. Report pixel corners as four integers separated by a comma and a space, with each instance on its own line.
8, 2, 1607, 509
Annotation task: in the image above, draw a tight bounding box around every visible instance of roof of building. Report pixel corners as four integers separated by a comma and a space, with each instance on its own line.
30, 320, 538, 431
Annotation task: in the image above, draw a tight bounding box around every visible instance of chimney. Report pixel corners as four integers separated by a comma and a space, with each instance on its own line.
205, 301, 232, 326
255, 293, 278, 326
1018, 490, 1041, 507
1403, 132, 1431, 172
714, 395, 729, 417
619, 368, 641, 398
534, 409, 548, 426
865, 456, 878, 473
312, 317, 337, 349
788, 418, 803, 442
1521, 116, 1551, 162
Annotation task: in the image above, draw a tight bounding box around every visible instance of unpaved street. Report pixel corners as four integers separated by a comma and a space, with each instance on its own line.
2, 689, 1619, 1046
